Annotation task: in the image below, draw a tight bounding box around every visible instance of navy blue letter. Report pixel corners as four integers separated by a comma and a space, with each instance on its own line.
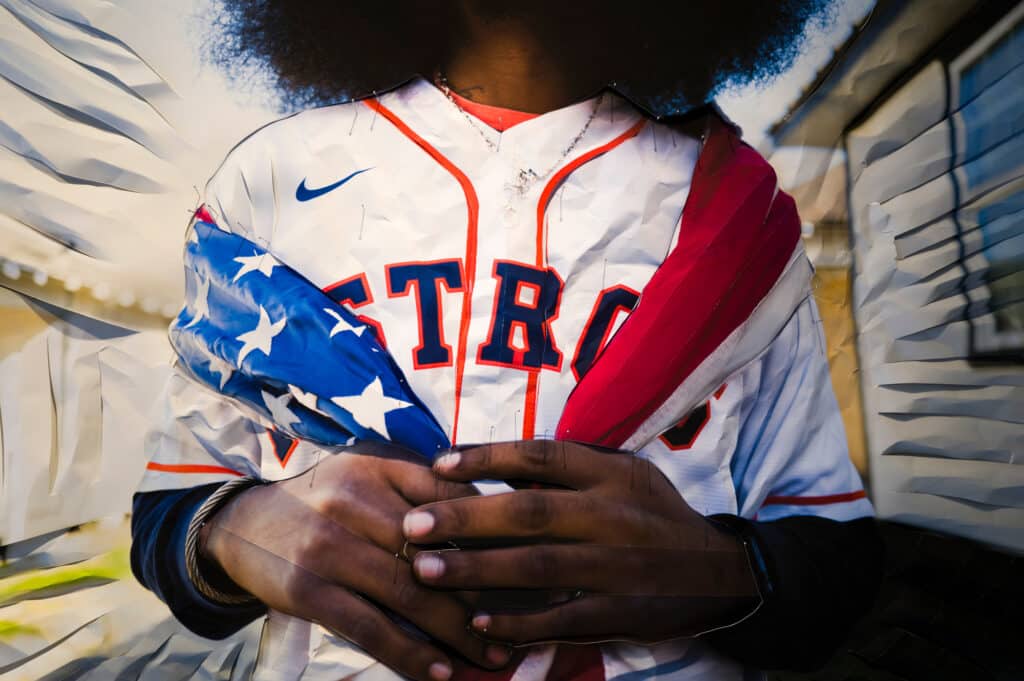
322, 273, 387, 347
571, 285, 639, 381
386, 260, 465, 368
478, 260, 563, 371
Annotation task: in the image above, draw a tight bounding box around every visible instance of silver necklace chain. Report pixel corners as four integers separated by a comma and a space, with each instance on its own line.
434, 74, 604, 193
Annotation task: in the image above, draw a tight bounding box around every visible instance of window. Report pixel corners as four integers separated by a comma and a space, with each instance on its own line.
951, 9, 1024, 358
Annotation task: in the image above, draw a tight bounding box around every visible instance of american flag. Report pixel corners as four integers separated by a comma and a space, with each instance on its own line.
169, 220, 450, 459
169, 115, 807, 470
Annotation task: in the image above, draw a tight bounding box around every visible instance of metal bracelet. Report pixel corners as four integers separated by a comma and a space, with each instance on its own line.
184, 475, 267, 606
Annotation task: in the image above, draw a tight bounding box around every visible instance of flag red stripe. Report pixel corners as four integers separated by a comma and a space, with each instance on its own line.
193, 204, 216, 225
523, 119, 646, 439
547, 645, 605, 681
557, 116, 801, 448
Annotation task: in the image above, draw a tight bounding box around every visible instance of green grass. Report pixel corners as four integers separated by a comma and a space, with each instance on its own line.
0, 620, 43, 640
0, 548, 130, 606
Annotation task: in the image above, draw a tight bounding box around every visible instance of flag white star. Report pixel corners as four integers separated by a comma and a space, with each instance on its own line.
289, 385, 326, 415
262, 390, 300, 430
232, 252, 280, 282
324, 307, 365, 338
186, 225, 200, 244
236, 306, 287, 367
330, 377, 413, 439
183, 276, 210, 328
206, 353, 234, 389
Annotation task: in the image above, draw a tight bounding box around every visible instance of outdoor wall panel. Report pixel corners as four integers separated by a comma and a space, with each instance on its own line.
846, 61, 948, 173
848, 4, 1024, 552
0, 0, 279, 544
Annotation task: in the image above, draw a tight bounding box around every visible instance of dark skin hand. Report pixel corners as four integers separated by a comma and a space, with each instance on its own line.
198, 8, 735, 669
403, 441, 761, 647
198, 442, 512, 681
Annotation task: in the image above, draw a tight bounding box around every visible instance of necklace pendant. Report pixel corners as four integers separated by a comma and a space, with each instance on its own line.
514, 168, 538, 195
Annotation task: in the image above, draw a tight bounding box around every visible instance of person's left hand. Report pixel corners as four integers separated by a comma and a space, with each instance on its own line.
401, 441, 760, 647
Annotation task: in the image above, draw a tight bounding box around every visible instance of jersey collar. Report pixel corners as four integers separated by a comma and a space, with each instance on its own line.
376, 76, 646, 182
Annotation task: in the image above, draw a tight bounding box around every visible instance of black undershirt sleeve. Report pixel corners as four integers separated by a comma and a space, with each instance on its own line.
705, 514, 884, 671
132, 485, 883, 664
131, 484, 267, 640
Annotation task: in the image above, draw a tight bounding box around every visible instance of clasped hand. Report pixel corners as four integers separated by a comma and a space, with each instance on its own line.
200, 440, 758, 681
404, 440, 759, 647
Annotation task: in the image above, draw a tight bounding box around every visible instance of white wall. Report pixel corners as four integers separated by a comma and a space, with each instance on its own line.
0, 0, 278, 543
847, 10, 1024, 552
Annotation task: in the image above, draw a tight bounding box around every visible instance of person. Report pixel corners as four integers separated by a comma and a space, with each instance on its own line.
131, 2, 883, 680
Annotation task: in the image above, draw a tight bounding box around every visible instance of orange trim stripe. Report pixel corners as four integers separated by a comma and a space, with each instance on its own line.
448, 89, 539, 132
762, 490, 867, 506
523, 372, 539, 439
280, 440, 299, 467
267, 429, 301, 469
364, 99, 479, 445
146, 462, 244, 477
524, 119, 647, 438
535, 120, 646, 265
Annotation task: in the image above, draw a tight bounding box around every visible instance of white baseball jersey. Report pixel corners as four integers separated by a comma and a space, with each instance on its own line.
141, 77, 871, 681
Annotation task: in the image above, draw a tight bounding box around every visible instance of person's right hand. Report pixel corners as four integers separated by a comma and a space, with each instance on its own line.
198, 441, 512, 681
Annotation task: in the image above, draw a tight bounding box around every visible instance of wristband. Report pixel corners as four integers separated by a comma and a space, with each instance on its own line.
184, 475, 268, 605
688, 514, 773, 637
708, 513, 774, 600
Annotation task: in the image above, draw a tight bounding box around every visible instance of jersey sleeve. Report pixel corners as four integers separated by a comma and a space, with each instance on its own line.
730, 295, 873, 522
200, 126, 278, 248
131, 142, 280, 635
138, 135, 279, 492
137, 367, 267, 491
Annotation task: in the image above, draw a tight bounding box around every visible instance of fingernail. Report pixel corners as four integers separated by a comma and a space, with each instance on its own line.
485, 645, 511, 666
471, 612, 491, 631
435, 452, 461, 471
403, 511, 434, 538
429, 662, 452, 681
415, 554, 445, 579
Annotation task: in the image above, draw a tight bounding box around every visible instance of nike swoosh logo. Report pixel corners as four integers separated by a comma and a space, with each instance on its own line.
295, 167, 373, 202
